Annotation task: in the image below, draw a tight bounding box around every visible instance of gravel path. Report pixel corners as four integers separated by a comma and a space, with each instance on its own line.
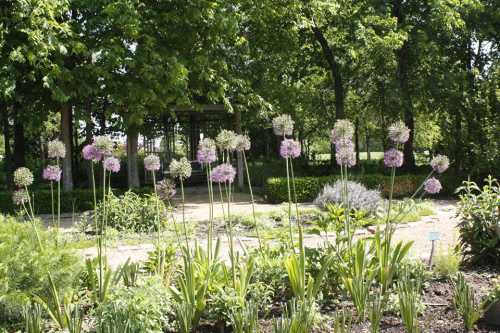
78, 197, 460, 268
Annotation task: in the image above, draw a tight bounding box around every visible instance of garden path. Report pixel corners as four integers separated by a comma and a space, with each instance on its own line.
75, 193, 459, 268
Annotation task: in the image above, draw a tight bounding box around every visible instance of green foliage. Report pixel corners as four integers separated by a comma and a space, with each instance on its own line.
397, 274, 422, 333
80, 191, 166, 233
0, 215, 81, 326
332, 308, 353, 333
96, 276, 174, 333
23, 303, 43, 333
456, 176, 500, 265
272, 299, 317, 333
453, 273, 482, 332
338, 240, 375, 321
265, 174, 429, 203
368, 291, 384, 333
433, 246, 461, 279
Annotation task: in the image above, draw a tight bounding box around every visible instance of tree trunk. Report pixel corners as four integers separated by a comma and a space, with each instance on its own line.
61, 104, 74, 191
1, 104, 13, 187
13, 104, 26, 168
233, 110, 244, 191
126, 127, 140, 189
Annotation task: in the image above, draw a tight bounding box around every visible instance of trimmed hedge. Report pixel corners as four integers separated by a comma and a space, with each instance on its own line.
0, 187, 154, 214
264, 173, 459, 203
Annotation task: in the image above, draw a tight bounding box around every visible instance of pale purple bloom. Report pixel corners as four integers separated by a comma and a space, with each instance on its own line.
233, 134, 251, 152
272, 114, 294, 136
82, 144, 102, 162
93, 136, 114, 156
144, 154, 161, 171
169, 157, 192, 179
424, 177, 442, 194
197, 138, 217, 164
216, 130, 237, 151
156, 178, 176, 201
12, 189, 29, 206
280, 139, 301, 159
43, 165, 62, 182
384, 148, 404, 168
103, 157, 121, 173
330, 120, 354, 144
210, 163, 236, 183
388, 121, 410, 144
430, 155, 449, 174
47, 140, 66, 159
336, 143, 356, 168
14, 167, 34, 187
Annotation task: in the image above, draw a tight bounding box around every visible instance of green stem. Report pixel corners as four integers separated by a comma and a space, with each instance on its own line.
22, 197, 43, 252
50, 181, 55, 228
225, 181, 236, 288
180, 178, 189, 250
285, 157, 293, 246
152, 171, 162, 274
243, 151, 262, 250
56, 158, 61, 243
289, 158, 300, 226
218, 183, 226, 220
385, 166, 396, 237
207, 163, 214, 261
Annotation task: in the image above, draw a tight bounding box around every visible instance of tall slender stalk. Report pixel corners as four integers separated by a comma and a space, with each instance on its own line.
285, 157, 293, 246
179, 178, 189, 250
242, 151, 261, 249
224, 181, 237, 288
56, 158, 61, 239
206, 163, 215, 261
385, 166, 396, 237
50, 181, 55, 227
22, 189, 43, 251
152, 171, 162, 274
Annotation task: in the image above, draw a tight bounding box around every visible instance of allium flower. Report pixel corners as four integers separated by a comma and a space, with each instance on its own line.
216, 130, 237, 151
384, 148, 404, 168
335, 143, 356, 168
156, 178, 176, 201
330, 120, 354, 144
388, 121, 410, 144
12, 189, 29, 206
210, 163, 236, 183
14, 167, 34, 187
93, 136, 114, 156
280, 139, 301, 159
103, 156, 121, 173
272, 114, 294, 136
42, 165, 62, 182
144, 154, 161, 171
82, 144, 102, 162
47, 140, 66, 159
424, 177, 442, 194
430, 154, 450, 174
197, 138, 217, 165
169, 157, 192, 179
232, 134, 251, 152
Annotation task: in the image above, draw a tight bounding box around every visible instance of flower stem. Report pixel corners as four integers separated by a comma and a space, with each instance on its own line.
225, 181, 236, 288
243, 151, 262, 250
285, 157, 293, 246
207, 163, 214, 261
180, 178, 189, 250
50, 181, 55, 228
152, 171, 162, 275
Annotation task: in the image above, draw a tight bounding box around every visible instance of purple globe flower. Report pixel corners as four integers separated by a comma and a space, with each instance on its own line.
280, 139, 301, 159
424, 177, 442, 194
388, 121, 410, 144
144, 154, 161, 171
384, 148, 404, 168
330, 120, 354, 144
47, 140, 66, 159
43, 165, 62, 182
82, 144, 102, 162
336, 143, 356, 168
103, 157, 121, 173
430, 155, 449, 174
210, 163, 236, 183
197, 138, 217, 165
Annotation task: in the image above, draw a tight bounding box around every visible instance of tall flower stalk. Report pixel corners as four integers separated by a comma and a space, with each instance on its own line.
197, 138, 217, 261
233, 134, 262, 249
211, 162, 237, 287
169, 157, 192, 250
13, 167, 43, 251
144, 154, 163, 273
46, 139, 66, 244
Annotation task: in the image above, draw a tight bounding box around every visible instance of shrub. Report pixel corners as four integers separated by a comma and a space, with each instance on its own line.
0, 215, 82, 326
78, 191, 167, 233
314, 180, 382, 214
96, 276, 174, 332
456, 176, 500, 265
265, 174, 428, 203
